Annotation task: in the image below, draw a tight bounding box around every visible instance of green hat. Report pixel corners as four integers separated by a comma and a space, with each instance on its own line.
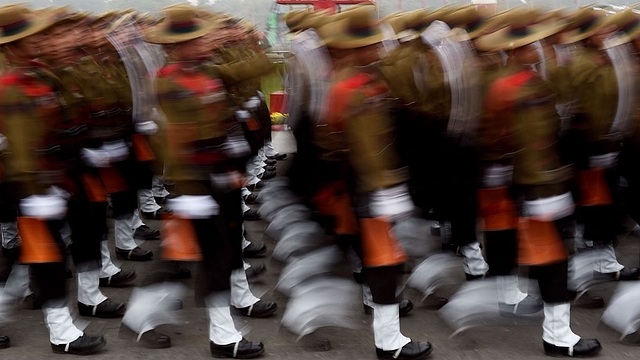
476, 9, 567, 52
323, 4, 383, 49
0, 4, 56, 45
144, 5, 220, 44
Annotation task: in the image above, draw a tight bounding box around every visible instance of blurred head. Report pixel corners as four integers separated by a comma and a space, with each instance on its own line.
41, 22, 78, 61
3, 31, 45, 61
164, 35, 210, 62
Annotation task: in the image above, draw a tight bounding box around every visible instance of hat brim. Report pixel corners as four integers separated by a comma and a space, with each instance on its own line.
324, 28, 384, 49
0, 14, 56, 45
395, 29, 420, 42
144, 18, 218, 44
559, 16, 606, 44
476, 21, 567, 52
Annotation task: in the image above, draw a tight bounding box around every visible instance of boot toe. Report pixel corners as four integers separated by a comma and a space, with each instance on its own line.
376, 341, 433, 360
78, 299, 125, 318
543, 338, 602, 357
99, 269, 137, 287
0, 335, 9, 349
210, 338, 264, 358
51, 335, 106, 355
116, 247, 153, 261
238, 301, 277, 318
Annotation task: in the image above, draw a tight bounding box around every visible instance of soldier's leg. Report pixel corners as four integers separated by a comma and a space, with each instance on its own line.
112, 188, 153, 260
582, 167, 638, 280
111, 157, 153, 261
66, 192, 125, 318
224, 190, 275, 317
28, 219, 106, 354
189, 191, 264, 358
531, 217, 601, 356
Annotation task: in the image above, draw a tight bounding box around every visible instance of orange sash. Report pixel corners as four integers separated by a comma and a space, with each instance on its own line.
81, 173, 107, 202
161, 214, 203, 261
577, 168, 612, 206
17, 217, 63, 263
98, 166, 129, 194
132, 134, 155, 162
360, 217, 407, 267
313, 184, 359, 235
517, 217, 567, 266
477, 187, 518, 231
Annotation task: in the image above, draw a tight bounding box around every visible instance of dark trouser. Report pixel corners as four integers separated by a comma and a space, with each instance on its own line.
110, 156, 143, 220
195, 187, 244, 303
484, 216, 574, 303
433, 138, 479, 247
0, 182, 19, 282
620, 143, 640, 226
484, 230, 518, 277
29, 220, 68, 305
577, 166, 620, 246
258, 100, 272, 143
66, 169, 108, 272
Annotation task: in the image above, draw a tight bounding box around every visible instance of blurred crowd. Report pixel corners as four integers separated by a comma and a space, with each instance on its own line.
2, 2, 640, 360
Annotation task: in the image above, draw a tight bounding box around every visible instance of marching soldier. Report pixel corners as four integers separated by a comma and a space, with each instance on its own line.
320, 5, 432, 360
561, 8, 640, 281
475, 14, 602, 357
37, 9, 130, 318
143, 5, 275, 357
0, 4, 106, 354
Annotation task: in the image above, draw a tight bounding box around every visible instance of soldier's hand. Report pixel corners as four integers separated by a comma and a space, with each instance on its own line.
81, 148, 110, 168
135, 120, 159, 136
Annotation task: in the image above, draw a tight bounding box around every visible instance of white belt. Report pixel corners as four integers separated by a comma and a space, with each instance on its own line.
523, 192, 574, 221
167, 195, 219, 219
483, 164, 513, 188
588, 152, 619, 169
369, 183, 415, 220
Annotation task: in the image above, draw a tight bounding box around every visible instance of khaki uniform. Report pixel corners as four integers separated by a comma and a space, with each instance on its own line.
569, 47, 620, 157
156, 53, 274, 195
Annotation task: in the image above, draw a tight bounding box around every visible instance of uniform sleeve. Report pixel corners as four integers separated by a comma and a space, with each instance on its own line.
477, 79, 517, 162
204, 52, 276, 87
1, 86, 42, 193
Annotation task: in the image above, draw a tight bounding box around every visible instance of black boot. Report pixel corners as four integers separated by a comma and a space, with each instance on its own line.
376, 341, 433, 360
210, 338, 264, 358
543, 338, 601, 357
0, 335, 9, 349
51, 335, 106, 355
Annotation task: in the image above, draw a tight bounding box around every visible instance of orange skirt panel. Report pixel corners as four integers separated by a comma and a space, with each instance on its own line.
517, 217, 567, 266
577, 168, 612, 206
477, 187, 519, 231
17, 216, 64, 263
360, 217, 407, 267
161, 214, 203, 261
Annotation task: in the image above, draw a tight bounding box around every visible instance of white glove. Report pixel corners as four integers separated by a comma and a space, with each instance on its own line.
242, 96, 261, 111
222, 136, 251, 159
369, 184, 415, 221
167, 195, 219, 219
46, 186, 71, 201
135, 121, 159, 136
101, 140, 129, 163
0, 133, 7, 152
210, 171, 245, 192
235, 110, 251, 122
81, 148, 110, 168
20, 195, 67, 220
